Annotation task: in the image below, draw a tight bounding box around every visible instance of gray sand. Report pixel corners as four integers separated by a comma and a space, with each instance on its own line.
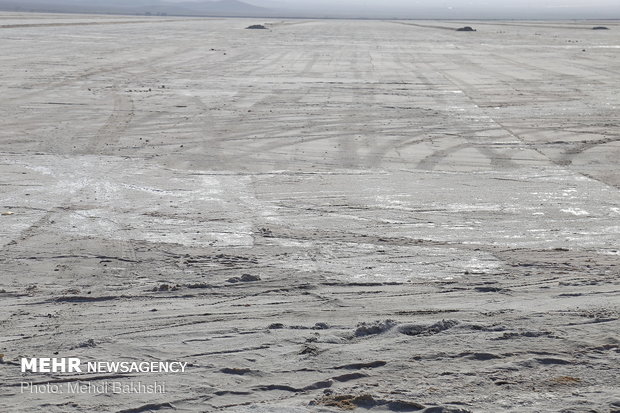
0, 14, 619, 412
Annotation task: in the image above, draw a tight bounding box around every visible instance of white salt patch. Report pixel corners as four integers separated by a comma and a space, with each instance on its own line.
561, 208, 589, 216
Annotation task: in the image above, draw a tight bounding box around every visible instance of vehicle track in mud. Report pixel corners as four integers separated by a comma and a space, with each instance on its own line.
1, 16, 619, 413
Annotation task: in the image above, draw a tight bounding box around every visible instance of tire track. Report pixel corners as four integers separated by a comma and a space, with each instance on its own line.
5, 45, 197, 103
560, 136, 620, 165
423, 60, 541, 170
364, 47, 444, 168
386, 49, 519, 170
83, 92, 135, 155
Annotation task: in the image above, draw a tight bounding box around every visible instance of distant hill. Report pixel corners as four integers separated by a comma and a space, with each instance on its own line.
0, 0, 271, 17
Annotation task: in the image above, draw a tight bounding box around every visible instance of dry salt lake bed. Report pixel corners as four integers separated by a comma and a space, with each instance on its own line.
0, 13, 619, 412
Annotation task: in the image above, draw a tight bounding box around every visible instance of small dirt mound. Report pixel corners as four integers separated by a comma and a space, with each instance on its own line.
551, 376, 581, 385
456, 26, 476, 32
354, 319, 397, 337
246, 24, 267, 30
311, 393, 426, 411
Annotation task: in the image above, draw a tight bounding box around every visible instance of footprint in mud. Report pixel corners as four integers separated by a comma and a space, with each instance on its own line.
257, 227, 274, 237
334, 360, 387, 370
300, 344, 320, 356
515, 357, 573, 368
227, 273, 261, 283
214, 390, 252, 396
220, 367, 257, 375
256, 380, 333, 393
474, 286, 508, 293
313, 322, 330, 330
268, 322, 331, 330
153, 283, 179, 292
184, 254, 259, 267
458, 352, 502, 361
70, 339, 97, 350
533, 357, 572, 365
398, 320, 460, 336
492, 330, 558, 340
331, 372, 368, 382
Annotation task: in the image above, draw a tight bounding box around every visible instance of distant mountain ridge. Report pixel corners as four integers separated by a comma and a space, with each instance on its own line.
0, 0, 270, 17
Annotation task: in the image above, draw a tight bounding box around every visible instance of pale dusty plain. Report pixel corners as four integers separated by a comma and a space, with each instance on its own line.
0, 13, 619, 413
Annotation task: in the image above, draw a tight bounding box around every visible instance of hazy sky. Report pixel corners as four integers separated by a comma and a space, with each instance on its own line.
10, 0, 619, 19
170, 0, 620, 15
245, 0, 618, 4
164, 0, 619, 7
242, 0, 620, 17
